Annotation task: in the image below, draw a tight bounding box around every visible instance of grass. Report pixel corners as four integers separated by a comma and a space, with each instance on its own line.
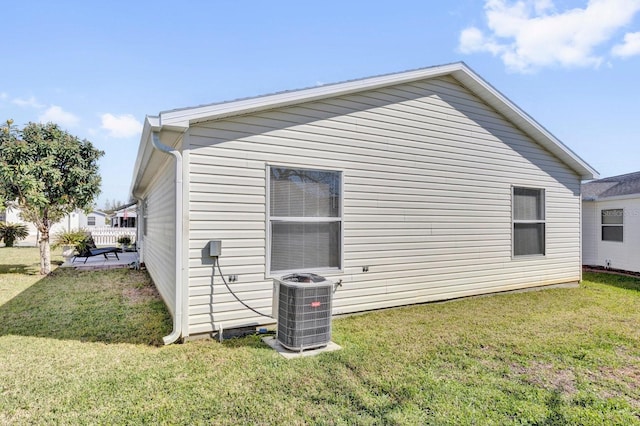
1, 247, 639, 424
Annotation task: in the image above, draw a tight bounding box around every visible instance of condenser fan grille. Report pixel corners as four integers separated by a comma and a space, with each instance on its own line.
274, 274, 333, 352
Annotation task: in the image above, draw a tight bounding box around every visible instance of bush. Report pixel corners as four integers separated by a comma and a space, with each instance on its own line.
117, 235, 132, 246
0, 222, 29, 247
52, 229, 88, 249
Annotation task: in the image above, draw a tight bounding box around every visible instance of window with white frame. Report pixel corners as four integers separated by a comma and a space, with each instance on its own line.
513, 187, 545, 256
142, 199, 148, 237
268, 166, 342, 273
87, 216, 96, 226
601, 209, 623, 242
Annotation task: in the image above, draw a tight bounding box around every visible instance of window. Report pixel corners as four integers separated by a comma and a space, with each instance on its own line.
142, 200, 148, 237
601, 209, 623, 242
513, 187, 545, 256
87, 216, 96, 226
268, 166, 342, 274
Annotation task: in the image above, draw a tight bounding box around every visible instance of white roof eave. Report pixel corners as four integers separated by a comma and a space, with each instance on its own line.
133, 62, 597, 189
159, 62, 464, 128
586, 193, 640, 202
130, 116, 159, 198
450, 69, 598, 180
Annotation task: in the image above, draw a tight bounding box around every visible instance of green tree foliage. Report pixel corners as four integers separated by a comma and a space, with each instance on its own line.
0, 223, 29, 247
0, 120, 104, 274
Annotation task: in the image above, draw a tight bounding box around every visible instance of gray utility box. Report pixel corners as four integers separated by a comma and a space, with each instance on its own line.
272, 273, 333, 352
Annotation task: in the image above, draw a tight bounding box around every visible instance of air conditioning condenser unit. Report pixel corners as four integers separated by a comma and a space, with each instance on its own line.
273, 273, 333, 352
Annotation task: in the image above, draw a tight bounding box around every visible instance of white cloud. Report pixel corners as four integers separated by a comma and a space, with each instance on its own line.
12, 96, 45, 108
533, 0, 554, 14
100, 113, 142, 138
612, 31, 640, 57
459, 0, 640, 72
0, 92, 8, 101
38, 105, 80, 127
459, 27, 503, 55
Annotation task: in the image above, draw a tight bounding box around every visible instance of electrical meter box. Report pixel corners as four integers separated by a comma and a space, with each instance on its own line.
209, 240, 221, 257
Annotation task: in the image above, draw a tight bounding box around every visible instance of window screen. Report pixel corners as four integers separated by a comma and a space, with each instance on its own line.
513, 187, 545, 256
269, 167, 341, 273
601, 209, 623, 242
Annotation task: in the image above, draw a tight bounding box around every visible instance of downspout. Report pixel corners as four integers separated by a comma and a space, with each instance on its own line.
150, 131, 184, 345
132, 195, 144, 265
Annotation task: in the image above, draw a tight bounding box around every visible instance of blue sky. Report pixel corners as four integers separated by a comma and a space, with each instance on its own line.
2, 0, 640, 208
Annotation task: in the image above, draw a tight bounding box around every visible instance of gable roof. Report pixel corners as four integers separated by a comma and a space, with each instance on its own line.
132, 62, 597, 196
113, 202, 137, 214
582, 171, 640, 200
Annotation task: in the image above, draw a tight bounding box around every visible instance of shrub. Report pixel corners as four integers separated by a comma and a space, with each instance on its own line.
0, 222, 29, 247
117, 235, 132, 246
52, 229, 88, 249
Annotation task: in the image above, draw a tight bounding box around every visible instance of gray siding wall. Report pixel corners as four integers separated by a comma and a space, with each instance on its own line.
583, 198, 640, 273
186, 76, 582, 334
142, 160, 177, 315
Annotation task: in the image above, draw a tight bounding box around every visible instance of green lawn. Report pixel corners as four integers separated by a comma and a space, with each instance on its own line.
1, 247, 639, 425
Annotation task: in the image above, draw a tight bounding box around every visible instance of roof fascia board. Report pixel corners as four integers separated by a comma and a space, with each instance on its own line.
450, 68, 598, 180
150, 61, 597, 180
159, 63, 464, 127
130, 116, 159, 197
130, 117, 187, 197
585, 193, 640, 202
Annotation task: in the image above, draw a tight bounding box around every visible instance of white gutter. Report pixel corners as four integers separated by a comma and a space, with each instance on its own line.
150, 131, 184, 345
584, 193, 640, 202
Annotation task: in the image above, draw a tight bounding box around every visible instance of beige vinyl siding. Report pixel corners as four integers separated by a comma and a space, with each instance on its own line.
583, 198, 640, 273
186, 75, 582, 334
142, 160, 177, 315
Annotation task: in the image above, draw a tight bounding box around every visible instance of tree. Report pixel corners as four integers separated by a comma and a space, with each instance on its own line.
102, 198, 125, 213
0, 120, 104, 274
0, 223, 29, 247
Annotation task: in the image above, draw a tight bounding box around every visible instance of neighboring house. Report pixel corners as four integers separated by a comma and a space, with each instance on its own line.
130, 62, 597, 344
110, 203, 137, 228
86, 210, 108, 228
2, 206, 90, 246
582, 171, 640, 273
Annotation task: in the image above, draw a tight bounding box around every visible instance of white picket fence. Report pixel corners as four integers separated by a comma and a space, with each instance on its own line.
90, 227, 137, 246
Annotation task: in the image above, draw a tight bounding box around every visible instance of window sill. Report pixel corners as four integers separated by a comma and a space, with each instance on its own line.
512, 254, 546, 260
266, 267, 343, 279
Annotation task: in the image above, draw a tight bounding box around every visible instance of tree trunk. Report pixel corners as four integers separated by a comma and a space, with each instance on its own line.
39, 227, 51, 275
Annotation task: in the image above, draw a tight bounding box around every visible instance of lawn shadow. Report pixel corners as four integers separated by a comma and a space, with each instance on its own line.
541, 390, 569, 425
0, 268, 172, 346
583, 271, 640, 293
221, 331, 278, 351
0, 264, 34, 275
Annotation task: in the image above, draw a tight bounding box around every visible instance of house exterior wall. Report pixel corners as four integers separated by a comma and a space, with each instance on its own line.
85, 211, 107, 228
184, 75, 582, 335
140, 160, 178, 315
111, 206, 137, 228
582, 201, 598, 266
582, 197, 640, 273
4, 207, 85, 246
